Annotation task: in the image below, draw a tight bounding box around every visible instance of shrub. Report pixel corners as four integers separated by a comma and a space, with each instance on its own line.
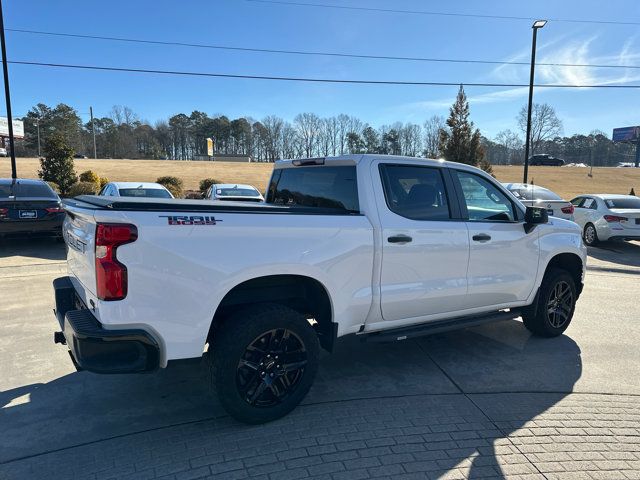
99, 177, 109, 189
46, 181, 60, 194
185, 190, 204, 199
68, 181, 99, 197
199, 178, 218, 195
39, 134, 77, 196
79, 170, 100, 184
156, 176, 184, 198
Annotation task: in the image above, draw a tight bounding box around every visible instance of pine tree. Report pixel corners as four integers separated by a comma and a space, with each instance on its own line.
39, 133, 77, 196
440, 85, 492, 173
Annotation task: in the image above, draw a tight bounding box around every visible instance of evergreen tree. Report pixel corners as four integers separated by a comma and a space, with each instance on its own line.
362, 126, 380, 153
39, 133, 77, 196
439, 85, 491, 173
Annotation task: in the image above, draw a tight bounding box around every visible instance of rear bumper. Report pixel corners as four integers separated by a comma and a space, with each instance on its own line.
53, 276, 160, 374
0, 216, 63, 237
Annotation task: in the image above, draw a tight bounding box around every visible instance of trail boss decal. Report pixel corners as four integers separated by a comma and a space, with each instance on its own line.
159, 215, 223, 226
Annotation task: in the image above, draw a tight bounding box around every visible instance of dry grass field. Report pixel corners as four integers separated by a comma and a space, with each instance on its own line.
2, 157, 639, 200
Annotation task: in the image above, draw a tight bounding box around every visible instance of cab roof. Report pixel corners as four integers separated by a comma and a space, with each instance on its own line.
274, 154, 487, 175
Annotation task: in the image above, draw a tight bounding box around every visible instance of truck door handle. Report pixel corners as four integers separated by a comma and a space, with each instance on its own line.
388, 235, 412, 244
472, 234, 491, 242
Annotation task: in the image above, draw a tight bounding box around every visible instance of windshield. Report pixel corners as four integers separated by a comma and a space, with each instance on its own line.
508, 185, 561, 201
118, 188, 172, 198
604, 197, 640, 209
0, 182, 56, 198
216, 187, 261, 197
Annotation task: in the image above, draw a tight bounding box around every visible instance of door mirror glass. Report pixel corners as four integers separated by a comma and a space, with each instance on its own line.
525, 206, 548, 224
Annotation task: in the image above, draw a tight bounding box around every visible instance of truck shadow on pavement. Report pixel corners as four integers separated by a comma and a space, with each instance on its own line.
0, 319, 582, 479
587, 240, 640, 268
0, 237, 66, 262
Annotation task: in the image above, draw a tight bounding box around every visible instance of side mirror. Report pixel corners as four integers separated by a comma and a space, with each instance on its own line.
524, 206, 548, 233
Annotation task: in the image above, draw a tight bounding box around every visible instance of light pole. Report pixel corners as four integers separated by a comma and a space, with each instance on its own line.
90, 106, 97, 159
0, 0, 17, 179
523, 19, 547, 184
35, 118, 41, 157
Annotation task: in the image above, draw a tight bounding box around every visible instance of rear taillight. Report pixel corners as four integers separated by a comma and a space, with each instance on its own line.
95, 223, 138, 301
0, 208, 7, 217
604, 215, 628, 223
45, 206, 65, 213
561, 204, 574, 215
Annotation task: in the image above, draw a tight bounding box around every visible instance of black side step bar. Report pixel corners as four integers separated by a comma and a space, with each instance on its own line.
363, 309, 521, 343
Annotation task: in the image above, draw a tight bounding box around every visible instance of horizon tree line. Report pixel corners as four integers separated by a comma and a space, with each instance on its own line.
13, 92, 635, 167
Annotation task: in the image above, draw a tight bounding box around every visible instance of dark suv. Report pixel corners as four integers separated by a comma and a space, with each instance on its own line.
529, 154, 565, 166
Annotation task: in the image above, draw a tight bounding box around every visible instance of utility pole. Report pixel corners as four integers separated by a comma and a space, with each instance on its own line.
90, 106, 97, 159
0, 0, 17, 179
523, 20, 547, 184
36, 119, 41, 156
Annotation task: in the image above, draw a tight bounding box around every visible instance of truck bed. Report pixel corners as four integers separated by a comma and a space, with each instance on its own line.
66, 195, 361, 215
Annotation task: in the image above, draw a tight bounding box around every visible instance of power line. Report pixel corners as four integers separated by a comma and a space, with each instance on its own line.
246, 0, 640, 26
8, 60, 640, 88
7, 28, 640, 70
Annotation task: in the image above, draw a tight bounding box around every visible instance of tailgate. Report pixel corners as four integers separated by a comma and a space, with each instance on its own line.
64, 205, 97, 296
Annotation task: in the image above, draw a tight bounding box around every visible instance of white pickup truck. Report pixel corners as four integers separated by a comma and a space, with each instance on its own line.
54, 155, 586, 423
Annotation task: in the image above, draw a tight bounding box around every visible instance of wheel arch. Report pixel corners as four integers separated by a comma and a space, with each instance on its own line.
543, 252, 584, 297
207, 274, 336, 352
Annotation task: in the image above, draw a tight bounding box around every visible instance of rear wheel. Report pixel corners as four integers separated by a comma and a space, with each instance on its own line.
583, 223, 599, 246
209, 303, 319, 424
522, 268, 577, 337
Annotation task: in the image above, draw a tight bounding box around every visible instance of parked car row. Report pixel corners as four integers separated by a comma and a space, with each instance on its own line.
1, 178, 266, 240
502, 182, 640, 246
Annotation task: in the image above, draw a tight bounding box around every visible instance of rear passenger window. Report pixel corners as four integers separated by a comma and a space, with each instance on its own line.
379, 164, 451, 220
266, 166, 359, 213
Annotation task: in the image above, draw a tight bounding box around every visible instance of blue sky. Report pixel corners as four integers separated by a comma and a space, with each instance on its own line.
3, 0, 639, 138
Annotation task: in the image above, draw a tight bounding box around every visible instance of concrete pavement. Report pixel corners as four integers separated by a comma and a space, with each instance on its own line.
1, 238, 639, 479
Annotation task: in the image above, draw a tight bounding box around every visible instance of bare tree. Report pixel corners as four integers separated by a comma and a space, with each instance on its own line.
494, 129, 522, 165
518, 103, 563, 156
423, 115, 445, 158
400, 123, 423, 157
262, 115, 284, 162
336, 114, 351, 154
294, 113, 322, 157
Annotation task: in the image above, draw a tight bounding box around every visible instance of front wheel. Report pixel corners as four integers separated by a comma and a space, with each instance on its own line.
583, 223, 599, 246
209, 303, 320, 424
522, 268, 577, 337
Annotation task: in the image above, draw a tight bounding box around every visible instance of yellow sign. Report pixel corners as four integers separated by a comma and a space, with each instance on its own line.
207, 138, 214, 157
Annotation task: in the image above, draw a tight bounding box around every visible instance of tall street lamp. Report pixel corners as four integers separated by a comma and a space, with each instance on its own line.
523, 19, 547, 184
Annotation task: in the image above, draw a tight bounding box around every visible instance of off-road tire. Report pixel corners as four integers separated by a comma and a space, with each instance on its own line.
583, 223, 599, 247
209, 303, 320, 424
522, 268, 577, 337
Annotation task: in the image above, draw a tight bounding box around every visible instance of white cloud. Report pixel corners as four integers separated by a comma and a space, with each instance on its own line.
401, 35, 640, 116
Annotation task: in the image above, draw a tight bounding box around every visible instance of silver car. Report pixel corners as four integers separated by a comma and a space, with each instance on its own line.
205, 184, 264, 203
502, 183, 575, 221
570, 194, 640, 246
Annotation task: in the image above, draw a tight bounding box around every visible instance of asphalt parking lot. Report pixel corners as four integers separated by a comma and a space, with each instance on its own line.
1, 239, 640, 480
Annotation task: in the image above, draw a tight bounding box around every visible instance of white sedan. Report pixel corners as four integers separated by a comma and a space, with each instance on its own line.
98, 182, 174, 199
570, 194, 640, 246
205, 183, 264, 203
502, 183, 575, 221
